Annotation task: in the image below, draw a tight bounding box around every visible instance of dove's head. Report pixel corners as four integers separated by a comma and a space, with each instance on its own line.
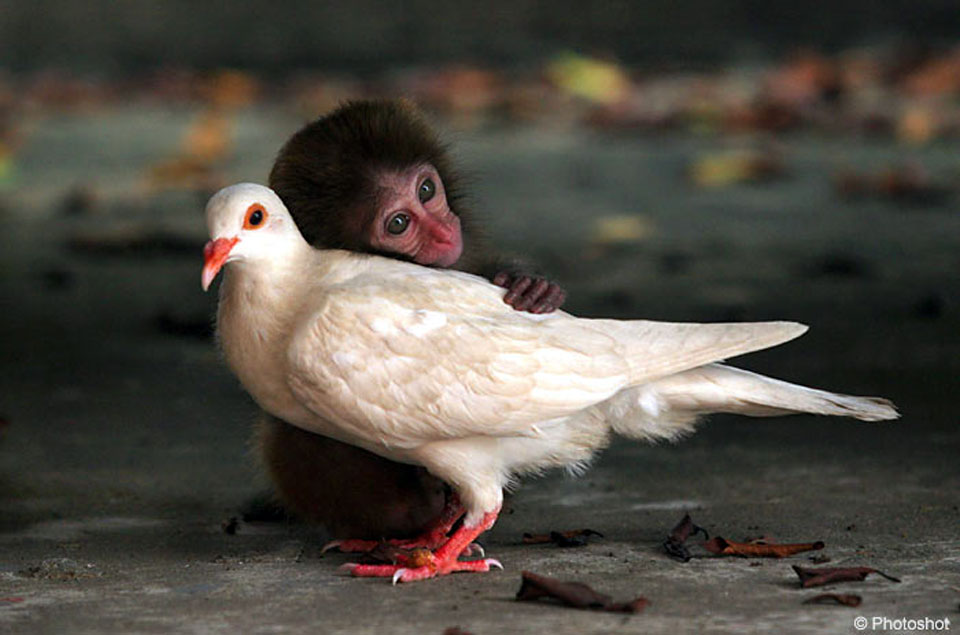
202, 183, 305, 291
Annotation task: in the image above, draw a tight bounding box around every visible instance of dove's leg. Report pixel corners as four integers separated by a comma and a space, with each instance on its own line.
322, 493, 470, 554
342, 507, 502, 583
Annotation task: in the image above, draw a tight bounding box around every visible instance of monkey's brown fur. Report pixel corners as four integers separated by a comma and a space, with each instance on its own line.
256, 417, 446, 537
258, 99, 510, 538
270, 99, 490, 272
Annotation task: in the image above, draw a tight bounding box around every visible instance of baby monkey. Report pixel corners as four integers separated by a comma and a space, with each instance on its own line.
258, 99, 566, 540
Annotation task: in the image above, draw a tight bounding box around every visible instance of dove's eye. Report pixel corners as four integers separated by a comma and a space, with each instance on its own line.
244, 204, 268, 230
387, 212, 410, 235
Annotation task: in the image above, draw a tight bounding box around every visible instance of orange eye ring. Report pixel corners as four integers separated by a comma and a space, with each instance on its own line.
243, 203, 268, 230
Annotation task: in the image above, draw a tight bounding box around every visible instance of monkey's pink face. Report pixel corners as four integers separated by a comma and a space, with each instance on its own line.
370, 164, 463, 267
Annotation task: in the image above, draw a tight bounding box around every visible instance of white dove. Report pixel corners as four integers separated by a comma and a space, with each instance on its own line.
201, 183, 898, 583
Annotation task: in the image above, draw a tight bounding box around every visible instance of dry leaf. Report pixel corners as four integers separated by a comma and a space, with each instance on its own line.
516, 571, 648, 613
704, 537, 824, 558
663, 513, 709, 562
792, 565, 901, 588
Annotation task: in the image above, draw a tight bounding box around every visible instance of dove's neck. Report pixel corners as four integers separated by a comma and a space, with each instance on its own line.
215, 241, 332, 424
220, 238, 318, 315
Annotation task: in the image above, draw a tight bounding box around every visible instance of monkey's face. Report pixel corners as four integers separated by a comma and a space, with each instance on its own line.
369, 164, 463, 267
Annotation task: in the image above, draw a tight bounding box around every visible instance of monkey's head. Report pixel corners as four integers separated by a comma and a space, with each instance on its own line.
269, 99, 465, 267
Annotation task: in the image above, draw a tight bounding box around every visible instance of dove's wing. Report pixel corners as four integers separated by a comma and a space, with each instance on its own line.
285, 264, 806, 449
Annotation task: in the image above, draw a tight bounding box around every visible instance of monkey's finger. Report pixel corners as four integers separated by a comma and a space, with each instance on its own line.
502, 276, 533, 306
531, 285, 567, 314
514, 278, 552, 312
492, 272, 512, 287
509, 278, 549, 311
529, 285, 566, 313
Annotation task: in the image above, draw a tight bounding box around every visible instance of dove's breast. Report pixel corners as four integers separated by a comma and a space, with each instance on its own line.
216, 270, 318, 429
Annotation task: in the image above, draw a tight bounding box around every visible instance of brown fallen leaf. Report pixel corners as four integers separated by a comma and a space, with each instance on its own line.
803, 593, 863, 607
516, 571, 648, 613
522, 529, 603, 547
663, 513, 709, 561
704, 536, 824, 558
792, 565, 901, 588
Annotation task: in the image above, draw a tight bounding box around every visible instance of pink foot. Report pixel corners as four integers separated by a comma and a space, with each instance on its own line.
341, 557, 503, 583
342, 509, 501, 584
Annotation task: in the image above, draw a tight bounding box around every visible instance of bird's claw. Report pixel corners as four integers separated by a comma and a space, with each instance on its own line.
322, 539, 344, 554
339, 509, 501, 583
348, 553, 502, 583
387, 557, 503, 584
463, 542, 485, 558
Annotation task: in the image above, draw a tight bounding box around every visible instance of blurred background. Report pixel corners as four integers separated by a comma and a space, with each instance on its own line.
2, 1, 957, 335
0, 3, 958, 631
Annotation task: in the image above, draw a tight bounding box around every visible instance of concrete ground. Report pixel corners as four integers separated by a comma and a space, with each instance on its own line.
1, 109, 958, 634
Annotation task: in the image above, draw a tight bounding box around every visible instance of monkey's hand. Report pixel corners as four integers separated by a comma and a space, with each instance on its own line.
492, 271, 567, 314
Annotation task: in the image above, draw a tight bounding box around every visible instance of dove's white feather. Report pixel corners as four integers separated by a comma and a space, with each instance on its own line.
283, 267, 808, 449
206, 184, 899, 525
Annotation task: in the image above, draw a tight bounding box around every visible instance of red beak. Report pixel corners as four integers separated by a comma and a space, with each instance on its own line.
201, 237, 239, 291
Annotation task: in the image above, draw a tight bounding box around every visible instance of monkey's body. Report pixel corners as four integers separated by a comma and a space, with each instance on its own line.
257, 418, 446, 537
255, 100, 564, 539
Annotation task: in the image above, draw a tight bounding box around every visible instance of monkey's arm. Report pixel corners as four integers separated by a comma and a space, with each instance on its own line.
469, 255, 566, 314
458, 234, 566, 314
492, 268, 567, 314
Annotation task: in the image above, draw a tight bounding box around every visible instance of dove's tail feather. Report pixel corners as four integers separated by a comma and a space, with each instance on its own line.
605, 363, 899, 442
608, 319, 809, 386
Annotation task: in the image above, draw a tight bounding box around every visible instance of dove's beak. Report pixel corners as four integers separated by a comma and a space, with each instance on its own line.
202, 237, 239, 291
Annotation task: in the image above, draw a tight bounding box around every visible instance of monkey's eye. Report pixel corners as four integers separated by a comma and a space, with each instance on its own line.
386, 212, 410, 235
418, 178, 436, 204
243, 204, 268, 230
